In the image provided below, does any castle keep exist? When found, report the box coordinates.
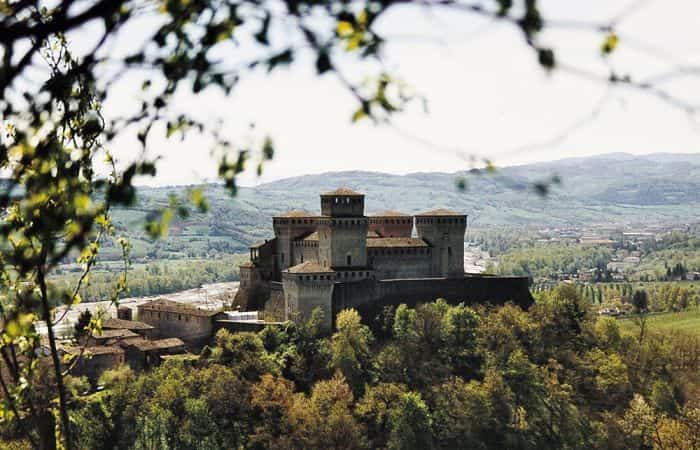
[236,188,532,329]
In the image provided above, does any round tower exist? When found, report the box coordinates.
[415,209,467,278]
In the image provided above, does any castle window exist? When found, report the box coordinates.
[448,247,452,256]
[346,255,352,266]
[178,314,182,321]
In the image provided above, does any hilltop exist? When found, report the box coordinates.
[103,152,700,261]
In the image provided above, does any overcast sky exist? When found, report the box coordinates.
[94,0,700,186]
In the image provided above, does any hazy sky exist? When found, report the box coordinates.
[94,1,700,186]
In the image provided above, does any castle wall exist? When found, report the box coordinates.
[368,247,432,279]
[283,273,335,330]
[273,218,318,273]
[368,217,412,237]
[321,195,364,217]
[293,240,319,265]
[415,216,466,277]
[137,306,215,346]
[330,275,534,328]
[318,218,368,269]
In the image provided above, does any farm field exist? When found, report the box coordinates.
[619,309,700,336]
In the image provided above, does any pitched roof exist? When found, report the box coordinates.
[91,329,140,340]
[274,210,316,218]
[321,187,363,196]
[61,345,124,356]
[366,230,381,238]
[127,337,185,352]
[303,231,319,241]
[102,318,154,331]
[371,210,410,217]
[84,346,125,356]
[286,261,335,274]
[138,298,220,317]
[415,208,464,216]
[366,237,429,248]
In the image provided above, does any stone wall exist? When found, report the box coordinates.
[368,247,432,279]
[283,273,335,329]
[137,308,214,346]
[264,282,286,321]
[319,218,368,268]
[293,240,319,265]
[330,274,533,328]
[368,217,412,237]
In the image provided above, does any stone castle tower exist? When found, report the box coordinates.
[318,188,368,269]
[415,209,467,278]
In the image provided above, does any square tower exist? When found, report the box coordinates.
[318,188,368,269]
[415,209,467,278]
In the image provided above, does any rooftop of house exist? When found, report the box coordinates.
[286,261,335,274]
[274,210,316,218]
[303,231,319,241]
[91,329,140,340]
[61,345,124,356]
[102,318,155,331]
[321,187,363,196]
[370,210,410,217]
[138,298,221,317]
[126,337,186,352]
[415,208,464,217]
[366,237,429,248]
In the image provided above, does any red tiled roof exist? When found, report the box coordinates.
[128,337,185,351]
[321,187,363,196]
[274,210,316,218]
[303,231,319,241]
[366,237,429,248]
[91,329,140,340]
[286,261,335,273]
[415,208,464,216]
[102,318,154,331]
[371,210,410,217]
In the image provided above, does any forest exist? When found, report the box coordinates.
[49,255,246,303]
[3,285,698,449]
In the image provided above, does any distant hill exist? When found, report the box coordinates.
[102,152,700,261]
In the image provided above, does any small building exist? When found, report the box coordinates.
[66,346,125,384]
[137,298,221,346]
[120,337,187,371]
[85,328,141,347]
[102,317,157,339]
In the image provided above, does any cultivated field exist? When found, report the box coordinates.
[619,309,700,337]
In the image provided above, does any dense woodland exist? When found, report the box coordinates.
[3,285,698,449]
[50,255,245,303]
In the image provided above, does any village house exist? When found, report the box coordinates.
[136,298,221,346]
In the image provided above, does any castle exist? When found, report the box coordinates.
[236,188,532,329]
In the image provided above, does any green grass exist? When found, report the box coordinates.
[619,309,700,336]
